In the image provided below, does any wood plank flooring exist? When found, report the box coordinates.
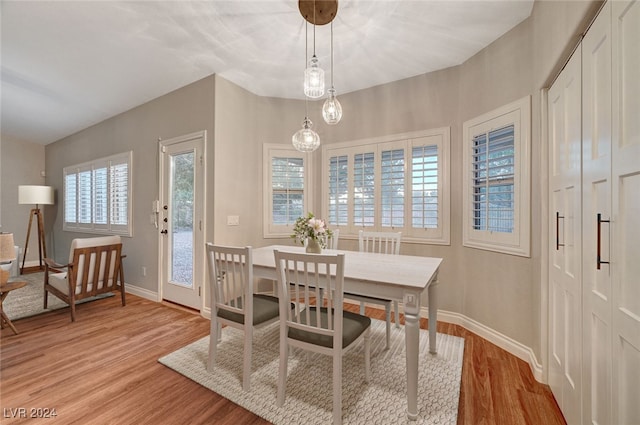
[0,294,565,424]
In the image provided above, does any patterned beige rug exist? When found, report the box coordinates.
[159,318,464,424]
[3,272,113,320]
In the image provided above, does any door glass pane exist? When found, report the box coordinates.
[170,151,194,287]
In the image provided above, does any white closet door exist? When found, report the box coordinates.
[611,1,640,424]
[548,46,583,425]
[582,3,613,424]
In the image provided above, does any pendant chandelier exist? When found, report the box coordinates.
[293,0,342,153]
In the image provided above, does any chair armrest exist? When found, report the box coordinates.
[44,258,68,273]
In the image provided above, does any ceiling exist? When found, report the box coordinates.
[1,1,533,145]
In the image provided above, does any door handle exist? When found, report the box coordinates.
[597,213,610,270]
[556,212,565,250]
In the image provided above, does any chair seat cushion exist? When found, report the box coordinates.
[288,307,371,349]
[217,294,280,325]
[48,272,102,295]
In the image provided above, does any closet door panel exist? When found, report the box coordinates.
[548,46,582,425]
[582,3,613,424]
[612,1,640,424]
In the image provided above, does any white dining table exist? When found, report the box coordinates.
[251,245,443,421]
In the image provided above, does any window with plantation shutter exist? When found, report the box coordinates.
[328,155,348,226]
[411,144,438,229]
[271,157,304,225]
[472,125,515,233]
[64,173,77,224]
[63,151,132,236]
[110,160,129,229]
[94,166,108,225]
[462,96,530,257]
[263,144,311,238]
[322,128,450,245]
[381,148,405,228]
[353,152,375,227]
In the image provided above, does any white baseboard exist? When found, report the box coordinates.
[434,309,545,383]
[125,284,159,302]
[138,296,545,383]
[348,299,545,383]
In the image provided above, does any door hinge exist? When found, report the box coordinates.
[199,287,201,297]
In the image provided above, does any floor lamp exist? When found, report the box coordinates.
[18,185,55,274]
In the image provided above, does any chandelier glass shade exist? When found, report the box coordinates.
[322,21,342,125]
[322,87,342,125]
[292,117,320,152]
[304,55,325,98]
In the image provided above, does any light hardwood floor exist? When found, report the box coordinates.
[0,294,565,424]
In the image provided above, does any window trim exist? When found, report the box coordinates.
[63,151,133,237]
[462,96,531,257]
[263,144,313,238]
[321,128,451,245]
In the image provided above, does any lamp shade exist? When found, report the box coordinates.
[0,233,16,263]
[18,185,55,205]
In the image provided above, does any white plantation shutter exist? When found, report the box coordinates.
[322,128,450,244]
[94,165,108,226]
[462,95,530,257]
[64,172,77,224]
[380,148,404,228]
[263,144,311,238]
[110,160,129,228]
[328,155,348,226]
[411,144,438,229]
[271,157,304,225]
[63,151,132,236]
[353,152,375,227]
[471,125,515,233]
[78,167,92,226]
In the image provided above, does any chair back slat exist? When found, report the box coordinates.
[358,230,402,255]
[274,250,344,345]
[206,244,253,320]
[70,243,122,296]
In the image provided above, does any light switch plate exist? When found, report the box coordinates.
[227,215,240,226]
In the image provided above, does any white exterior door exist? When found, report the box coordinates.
[548,46,582,425]
[611,1,640,423]
[582,3,613,423]
[159,131,205,310]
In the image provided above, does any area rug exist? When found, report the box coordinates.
[3,272,113,320]
[159,318,464,424]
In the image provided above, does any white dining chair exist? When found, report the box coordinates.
[274,249,371,425]
[206,243,281,391]
[325,228,340,250]
[343,230,402,349]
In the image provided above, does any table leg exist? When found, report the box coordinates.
[428,282,438,354]
[403,291,421,421]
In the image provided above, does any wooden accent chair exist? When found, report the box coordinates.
[274,250,371,425]
[44,235,125,322]
[206,243,281,391]
[343,230,402,349]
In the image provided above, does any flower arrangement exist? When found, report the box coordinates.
[291,212,333,249]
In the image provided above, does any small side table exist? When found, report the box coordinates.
[0,280,28,335]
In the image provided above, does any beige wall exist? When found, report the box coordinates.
[45,75,215,292]
[0,135,48,264]
[39,1,603,365]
